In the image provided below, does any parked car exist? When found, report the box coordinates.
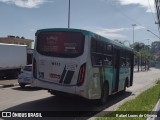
[18,65,32,88]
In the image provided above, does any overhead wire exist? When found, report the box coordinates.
[106,0,157,32]
[147,0,157,23]
[147,0,160,37]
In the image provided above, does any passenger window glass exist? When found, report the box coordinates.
[91,39,97,52]
[104,44,113,55]
[126,58,130,67]
[97,42,104,53]
[91,53,103,66]
[126,52,131,67]
[103,55,113,66]
[120,58,126,67]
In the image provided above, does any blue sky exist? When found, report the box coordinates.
[0,0,159,48]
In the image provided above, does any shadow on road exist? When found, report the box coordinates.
[4,91,132,119]
[12,86,42,91]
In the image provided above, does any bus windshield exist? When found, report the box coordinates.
[37,32,85,57]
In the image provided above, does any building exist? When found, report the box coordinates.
[155,0,160,29]
[0,35,33,49]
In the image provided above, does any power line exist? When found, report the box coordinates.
[106,1,157,32]
[147,0,160,37]
[147,0,157,23]
[107,1,142,25]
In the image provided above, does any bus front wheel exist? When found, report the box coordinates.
[121,80,127,94]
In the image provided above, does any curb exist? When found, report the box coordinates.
[88,83,157,120]
[147,99,160,120]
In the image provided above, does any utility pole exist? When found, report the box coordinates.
[68,0,70,28]
[132,24,136,46]
[146,39,150,46]
[132,24,137,71]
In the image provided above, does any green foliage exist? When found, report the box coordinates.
[155,52,160,61]
[131,42,151,60]
[130,42,151,71]
[114,39,124,44]
[97,84,160,120]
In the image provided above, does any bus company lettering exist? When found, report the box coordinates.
[50,73,61,79]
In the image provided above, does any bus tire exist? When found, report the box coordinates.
[121,79,127,94]
[49,90,64,97]
[19,83,26,88]
[99,83,109,105]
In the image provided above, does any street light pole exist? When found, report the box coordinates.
[132,24,136,46]
[147,30,160,39]
[68,0,70,28]
[146,39,150,45]
[132,24,136,70]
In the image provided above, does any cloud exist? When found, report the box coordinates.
[0,0,50,8]
[117,0,155,13]
[97,28,130,33]
[92,25,145,40]
[94,28,128,40]
[134,25,146,30]
[30,29,36,32]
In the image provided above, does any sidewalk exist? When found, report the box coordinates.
[0,79,19,88]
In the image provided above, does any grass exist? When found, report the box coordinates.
[97,80,160,120]
[156,78,160,84]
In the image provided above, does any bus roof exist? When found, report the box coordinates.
[36,28,133,52]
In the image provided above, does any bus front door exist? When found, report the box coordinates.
[112,48,120,92]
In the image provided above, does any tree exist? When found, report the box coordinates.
[114,39,124,44]
[130,42,144,71]
[140,45,151,70]
[130,42,151,71]
[156,52,160,61]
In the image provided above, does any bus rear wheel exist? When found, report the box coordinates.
[99,83,109,105]
[48,90,64,97]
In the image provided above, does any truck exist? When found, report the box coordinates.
[0,43,27,78]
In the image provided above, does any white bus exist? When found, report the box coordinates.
[32,28,134,104]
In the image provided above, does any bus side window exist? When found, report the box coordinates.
[120,50,126,67]
[103,55,113,66]
[104,44,112,54]
[91,54,97,65]
[120,58,126,67]
[126,52,131,67]
[91,39,97,52]
[126,58,130,67]
[91,54,103,66]
[97,41,104,53]
[103,44,113,66]
[91,38,103,66]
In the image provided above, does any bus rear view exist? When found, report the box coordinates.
[32,28,134,105]
[32,28,88,98]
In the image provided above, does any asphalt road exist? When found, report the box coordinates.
[0,68,160,119]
